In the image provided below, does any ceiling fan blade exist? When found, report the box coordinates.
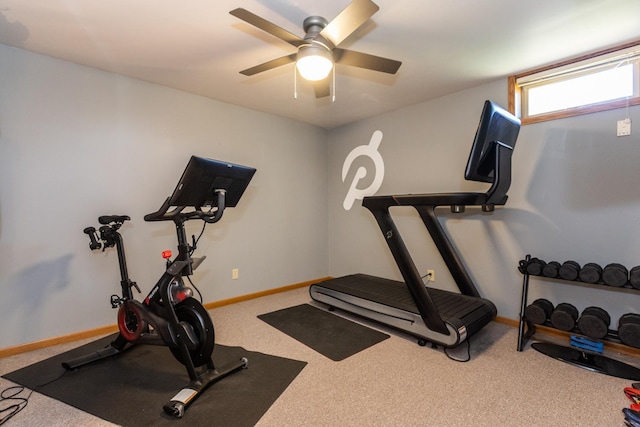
[230,8,305,48]
[334,48,401,74]
[319,0,379,48]
[313,77,331,98]
[239,54,297,76]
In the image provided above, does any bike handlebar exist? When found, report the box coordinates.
[144,190,227,224]
[83,227,102,250]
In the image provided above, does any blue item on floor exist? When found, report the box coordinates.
[570,335,604,353]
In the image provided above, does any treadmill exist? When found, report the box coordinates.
[310,100,521,348]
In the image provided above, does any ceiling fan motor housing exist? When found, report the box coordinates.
[303,16,329,39]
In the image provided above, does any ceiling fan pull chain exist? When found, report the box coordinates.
[332,66,336,103]
[294,67,298,99]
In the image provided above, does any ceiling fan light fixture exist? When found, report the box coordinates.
[296,44,333,81]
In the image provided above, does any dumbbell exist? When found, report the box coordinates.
[524,298,554,324]
[578,263,602,284]
[577,306,610,339]
[542,261,561,278]
[619,313,640,348]
[602,263,628,287]
[550,303,579,331]
[526,258,546,276]
[518,259,527,274]
[630,266,640,290]
[558,261,580,281]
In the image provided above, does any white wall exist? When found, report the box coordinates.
[328,78,640,326]
[0,45,328,348]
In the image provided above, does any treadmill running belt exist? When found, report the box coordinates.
[318,274,485,316]
[312,274,496,338]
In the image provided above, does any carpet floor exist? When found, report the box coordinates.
[1,286,636,426]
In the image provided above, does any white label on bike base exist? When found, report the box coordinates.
[171,387,198,404]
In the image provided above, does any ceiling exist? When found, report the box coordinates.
[1,1,639,129]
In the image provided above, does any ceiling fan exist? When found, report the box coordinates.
[229,0,402,98]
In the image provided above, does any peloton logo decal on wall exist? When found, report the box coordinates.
[342,130,385,210]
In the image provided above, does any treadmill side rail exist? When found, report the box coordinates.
[414,205,480,298]
[309,274,496,348]
[365,204,450,335]
[310,284,467,347]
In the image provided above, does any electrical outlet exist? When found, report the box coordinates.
[427,269,435,282]
[617,118,631,136]
[232,268,239,280]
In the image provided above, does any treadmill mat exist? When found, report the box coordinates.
[258,303,389,361]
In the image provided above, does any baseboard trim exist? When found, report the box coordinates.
[4,284,639,360]
[494,315,518,328]
[0,277,329,359]
[0,325,120,359]
[203,277,330,310]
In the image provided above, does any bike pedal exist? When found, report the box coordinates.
[110,295,124,308]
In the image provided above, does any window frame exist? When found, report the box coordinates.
[509,40,640,125]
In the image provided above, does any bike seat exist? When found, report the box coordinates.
[98,215,131,225]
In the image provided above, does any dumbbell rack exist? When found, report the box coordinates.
[517,254,640,380]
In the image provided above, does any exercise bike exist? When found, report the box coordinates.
[62,156,257,418]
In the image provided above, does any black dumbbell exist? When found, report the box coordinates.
[524,298,554,324]
[550,303,579,331]
[542,261,561,278]
[630,266,640,290]
[577,306,610,339]
[578,263,602,284]
[526,258,546,276]
[518,260,526,274]
[619,313,640,348]
[558,261,580,281]
[629,265,640,289]
[602,263,628,287]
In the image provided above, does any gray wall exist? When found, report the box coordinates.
[3,42,640,349]
[0,45,328,348]
[328,78,640,325]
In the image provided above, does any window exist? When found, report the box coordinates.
[509,40,640,124]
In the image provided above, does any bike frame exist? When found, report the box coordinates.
[101,214,210,381]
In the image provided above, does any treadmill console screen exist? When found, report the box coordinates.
[464,100,520,184]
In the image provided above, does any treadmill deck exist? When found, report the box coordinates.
[310,274,496,347]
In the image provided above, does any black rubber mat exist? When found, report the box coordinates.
[3,335,306,426]
[258,303,390,361]
[531,342,640,380]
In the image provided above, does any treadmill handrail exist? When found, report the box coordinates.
[365,205,451,335]
[359,139,515,335]
[363,139,514,210]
